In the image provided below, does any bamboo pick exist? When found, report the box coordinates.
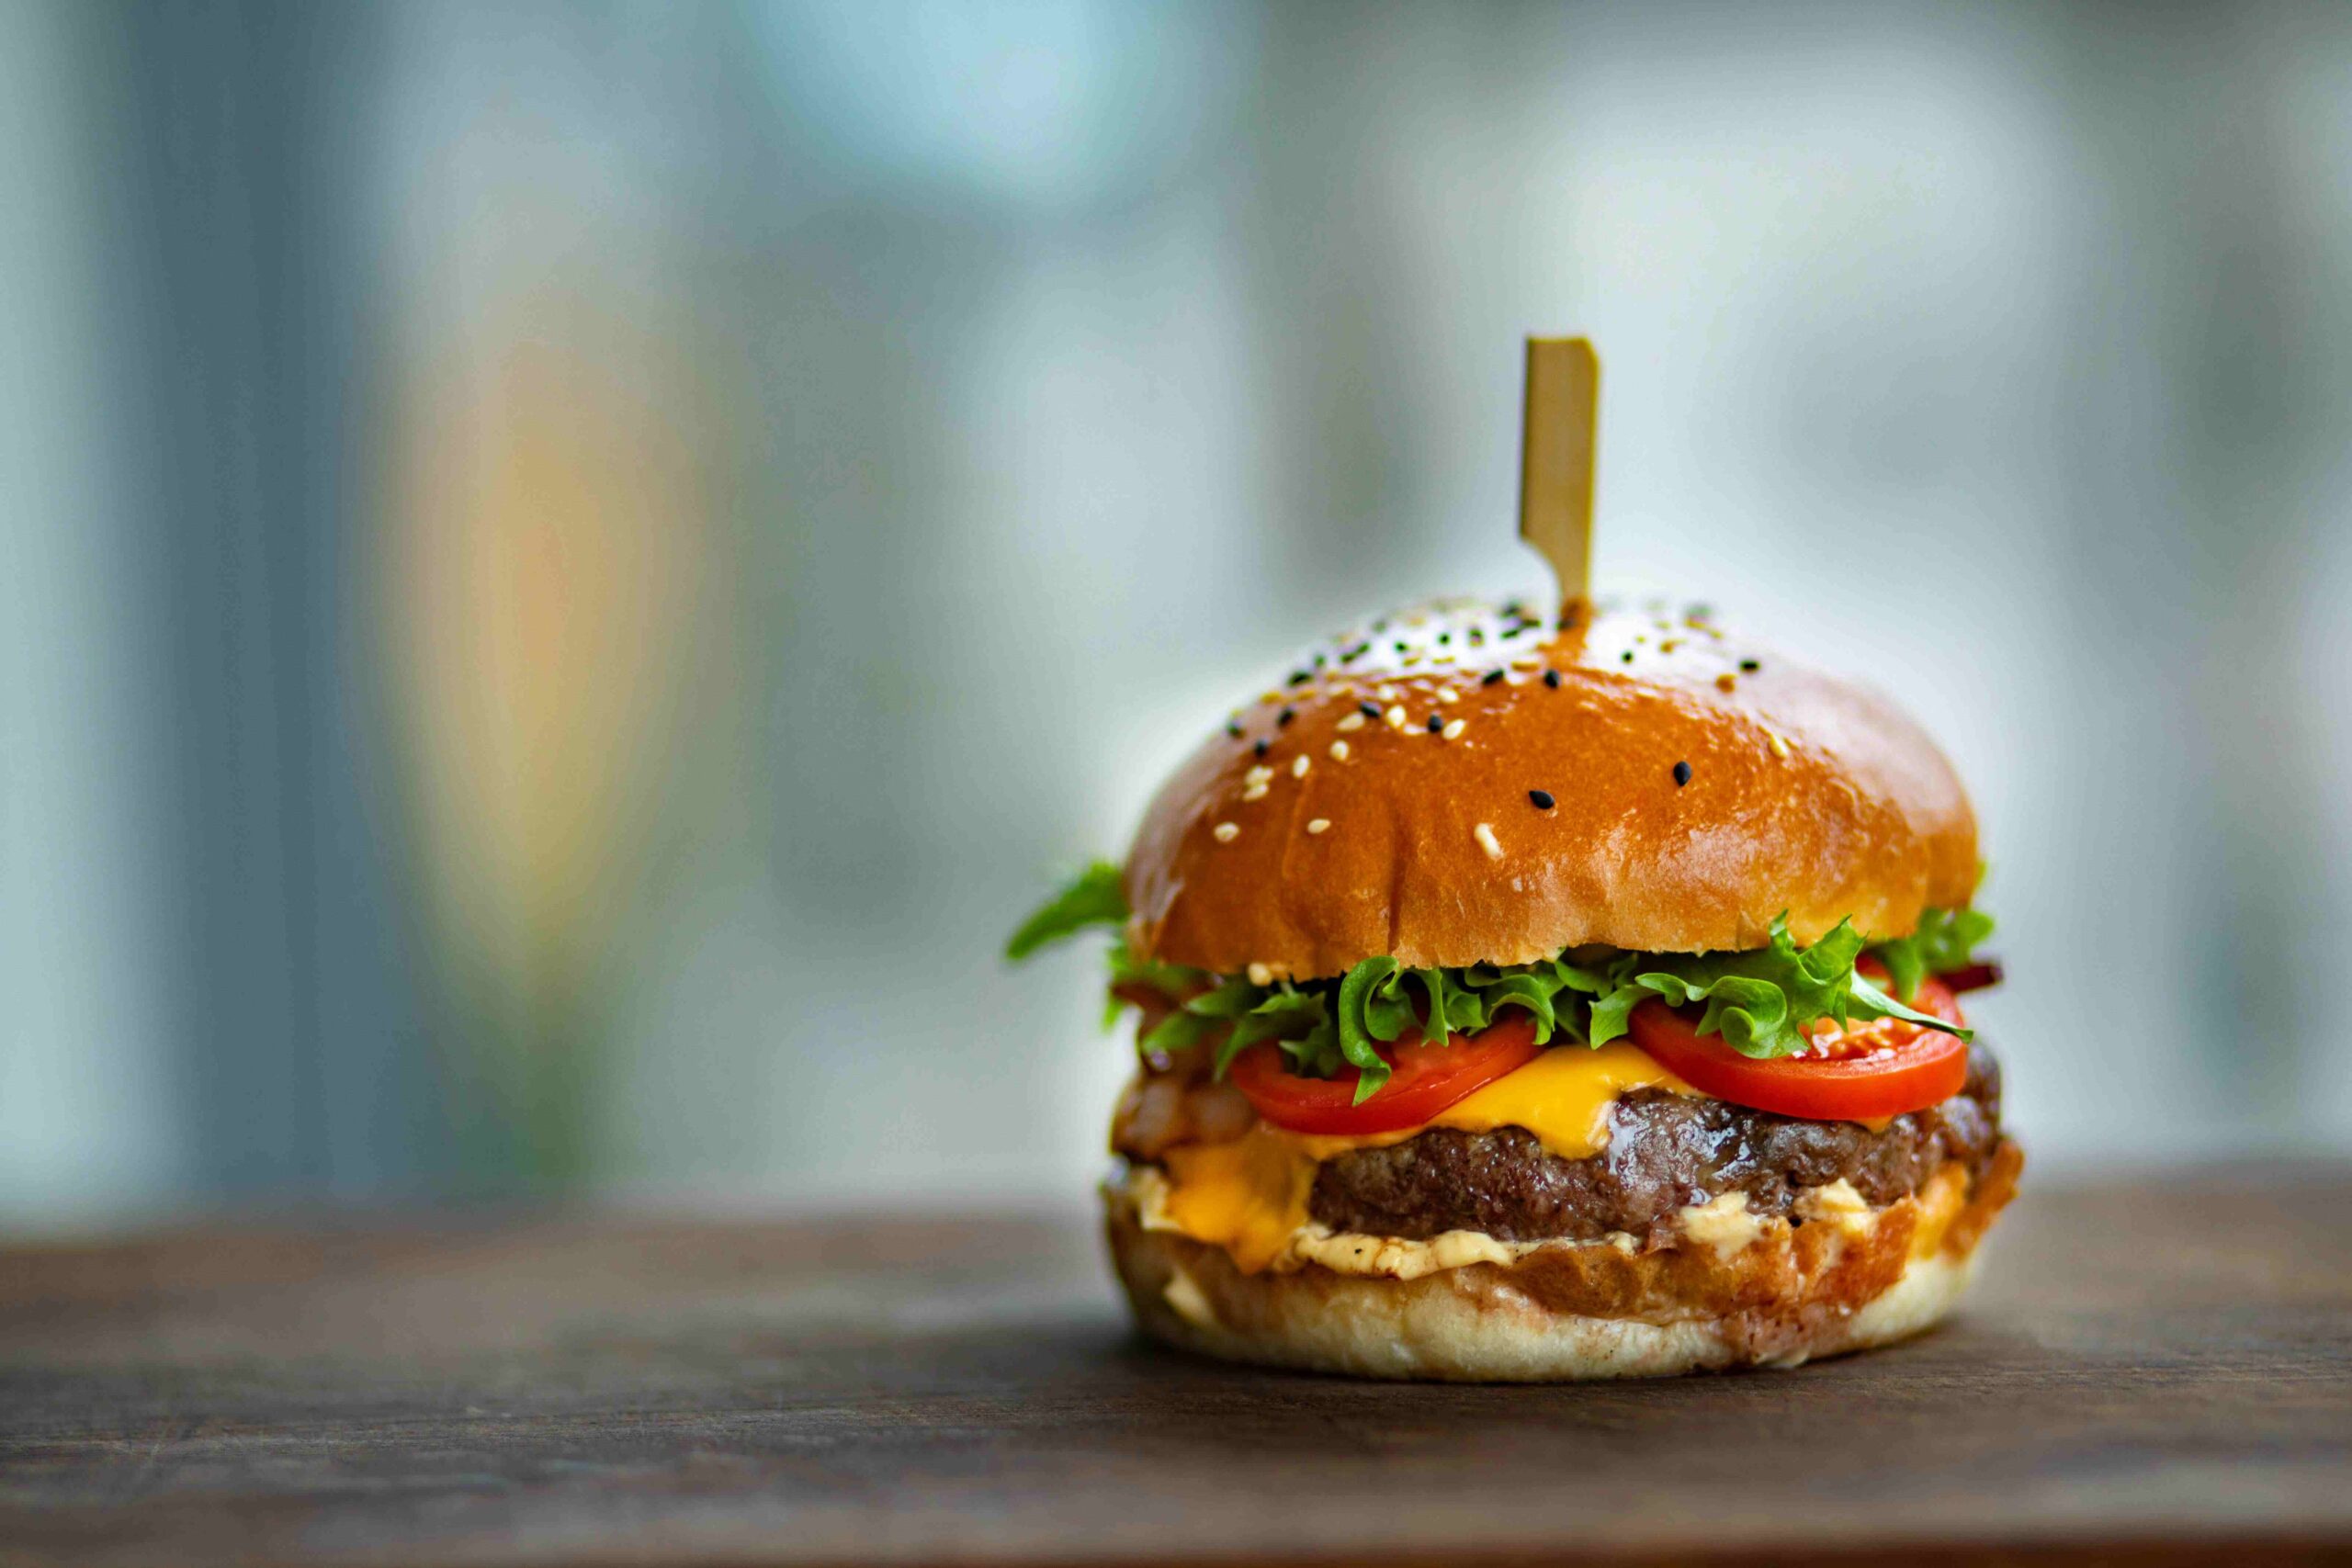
[1519,337,1600,615]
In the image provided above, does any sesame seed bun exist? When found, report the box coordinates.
[1103,1141,2021,1382]
[1123,600,1978,980]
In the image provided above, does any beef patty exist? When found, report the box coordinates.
[1309,1043,2004,1246]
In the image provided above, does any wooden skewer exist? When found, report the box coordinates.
[1519,336,1600,615]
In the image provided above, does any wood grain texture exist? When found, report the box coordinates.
[1,1164,2346,1567]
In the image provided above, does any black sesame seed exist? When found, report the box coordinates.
[1437,632,1452,646]
[1286,670,1312,687]
[1467,628,1486,645]
[1621,650,1634,664]
[1393,640,1408,654]
[1227,722,1243,739]
[1427,714,1443,732]
[1341,642,1368,662]
[1739,659,1760,673]
[1481,669,1507,686]
[1500,624,1523,638]
[1543,669,1561,689]
[1359,701,1381,717]
[1254,739,1271,758]
[1277,707,1295,728]
[1529,789,1555,810]
[1673,761,1692,787]
[1311,652,1327,670]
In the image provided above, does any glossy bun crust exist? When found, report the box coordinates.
[1124,601,1977,979]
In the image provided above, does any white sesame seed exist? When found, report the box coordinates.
[1291,754,1310,778]
[1244,764,1274,786]
[1376,684,1399,702]
[1442,719,1465,740]
[1768,730,1791,760]
[1241,784,1268,801]
[1329,740,1351,761]
[1261,691,1283,705]
[1435,687,1460,704]
[1475,823,1503,860]
[1385,705,1407,729]
[1510,656,1542,671]
[1306,818,1330,835]
[1213,822,1239,842]
[1337,712,1366,732]
[1247,963,1273,987]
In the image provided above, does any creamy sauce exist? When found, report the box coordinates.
[1122,1159,1953,1283]
[1675,1190,1766,1262]
[1127,1164,1642,1280]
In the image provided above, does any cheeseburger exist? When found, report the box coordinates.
[1011,596,2018,1381]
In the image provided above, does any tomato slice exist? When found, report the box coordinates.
[1627,967,1970,1121]
[1226,1015,1546,1135]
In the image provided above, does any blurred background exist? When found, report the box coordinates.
[5,0,2350,1231]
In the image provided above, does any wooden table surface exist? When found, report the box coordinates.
[2,1162,2347,1567]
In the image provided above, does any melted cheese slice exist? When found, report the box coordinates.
[1158,1043,1689,1273]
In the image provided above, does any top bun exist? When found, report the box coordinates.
[1123,599,1977,980]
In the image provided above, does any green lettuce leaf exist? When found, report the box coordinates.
[1869,906,1996,1001]
[1012,863,1216,1032]
[1335,958,1415,1101]
[1010,862,1992,1091]
[1476,970,1566,1043]
[1139,1008,1219,1055]
[1216,989,1328,1077]
[1587,914,1965,1058]
[1004,862,1128,960]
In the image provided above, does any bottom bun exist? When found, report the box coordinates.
[1105,1141,2020,1382]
